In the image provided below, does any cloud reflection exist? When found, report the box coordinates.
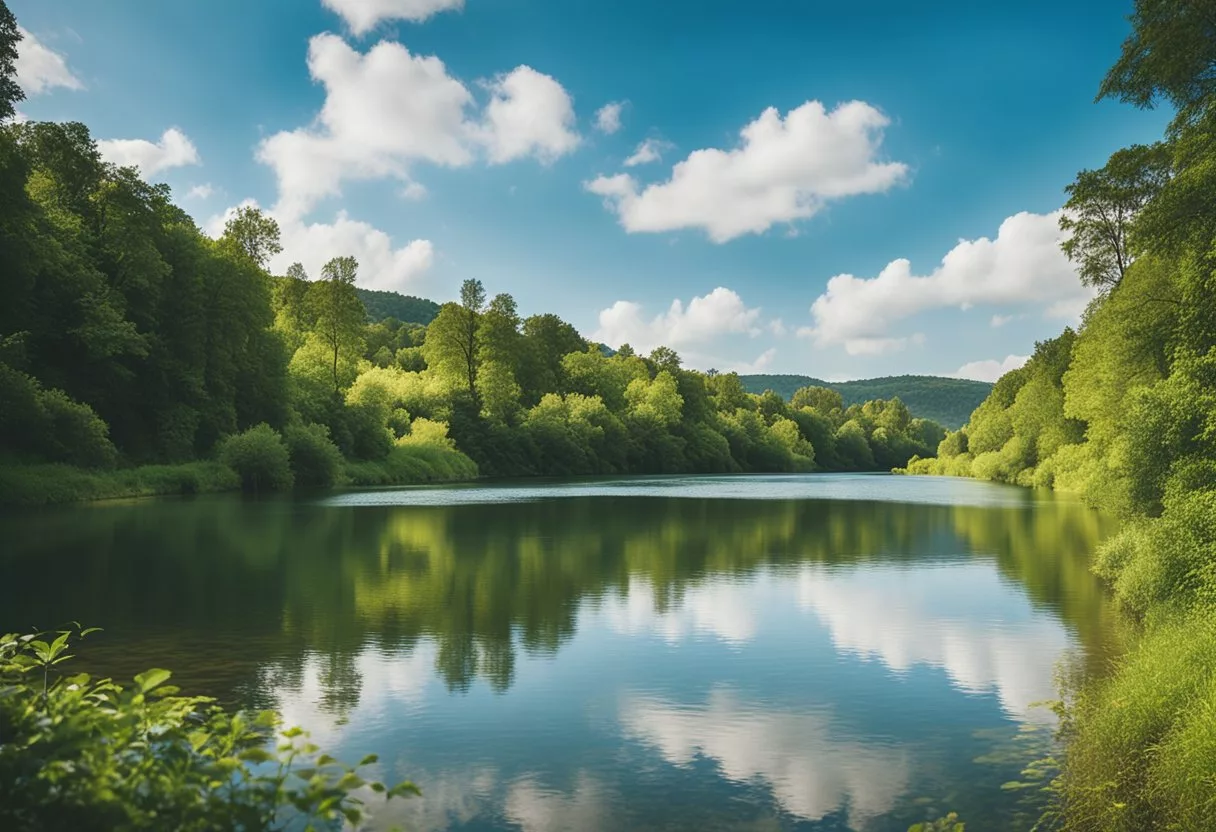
[796,562,1071,722]
[620,687,910,824]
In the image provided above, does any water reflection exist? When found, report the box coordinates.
[621,688,911,826]
[0,476,1124,830]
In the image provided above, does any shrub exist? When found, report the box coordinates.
[217,424,294,492]
[0,626,419,831]
[283,422,345,488]
[0,365,117,468]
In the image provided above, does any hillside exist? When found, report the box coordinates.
[740,374,992,429]
[356,288,440,324]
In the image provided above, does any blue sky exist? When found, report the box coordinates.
[11,0,1169,381]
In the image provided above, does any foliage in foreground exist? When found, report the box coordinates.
[0,626,418,831]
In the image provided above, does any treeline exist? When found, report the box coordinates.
[904,2,1216,827]
[739,374,993,429]
[0,29,943,503]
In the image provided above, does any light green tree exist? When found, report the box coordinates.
[307,256,365,394]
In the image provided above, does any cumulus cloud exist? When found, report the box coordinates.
[990,314,1014,327]
[796,330,925,357]
[320,0,464,35]
[258,35,578,218]
[623,137,672,167]
[620,688,911,824]
[954,354,1029,383]
[594,101,625,134]
[257,34,473,218]
[585,100,908,242]
[805,210,1098,354]
[15,27,83,95]
[592,287,764,354]
[97,128,201,176]
[186,183,215,200]
[730,348,777,374]
[206,200,434,293]
[476,66,580,164]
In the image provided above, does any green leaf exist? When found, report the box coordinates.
[359,753,379,767]
[238,748,274,764]
[80,627,103,636]
[134,668,172,693]
[388,781,422,799]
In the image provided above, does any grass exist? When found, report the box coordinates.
[0,462,241,507]
[1054,609,1216,831]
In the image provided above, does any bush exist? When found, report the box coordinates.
[0,365,118,468]
[0,626,419,831]
[217,424,294,492]
[283,422,344,488]
[345,441,478,486]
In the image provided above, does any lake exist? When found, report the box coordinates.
[0,473,1126,831]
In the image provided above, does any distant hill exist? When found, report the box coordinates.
[356,288,440,325]
[740,373,992,429]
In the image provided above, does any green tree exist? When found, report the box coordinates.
[1098,0,1216,128]
[1059,143,1172,288]
[221,205,282,270]
[0,0,22,122]
[791,385,845,415]
[307,256,365,394]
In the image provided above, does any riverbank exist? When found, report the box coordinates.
[0,444,481,508]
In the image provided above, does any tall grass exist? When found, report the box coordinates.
[1054,610,1216,831]
[0,462,240,507]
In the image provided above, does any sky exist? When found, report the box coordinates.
[10,0,1170,382]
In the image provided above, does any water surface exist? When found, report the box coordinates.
[0,474,1124,831]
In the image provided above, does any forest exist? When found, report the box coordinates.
[902,1,1216,827]
[0,28,945,506]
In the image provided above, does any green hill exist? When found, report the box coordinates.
[356,288,440,324]
[740,373,992,429]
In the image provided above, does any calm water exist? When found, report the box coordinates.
[0,474,1125,831]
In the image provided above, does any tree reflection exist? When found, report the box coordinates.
[0,487,1123,707]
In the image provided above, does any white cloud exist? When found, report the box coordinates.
[592,287,763,353]
[186,183,215,200]
[206,200,434,292]
[768,319,787,337]
[795,331,926,357]
[594,101,625,134]
[257,34,473,218]
[954,354,1029,383]
[990,314,1014,328]
[805,211,1098,353]
[477,66,580,165]
[320,0,464,35]
[400,181,428,200]
[15,27,83,95]
[97,128,201,176]
[620,688,911,824]
[585,100,908,243]
[730,348,777,374]
[622,137,672,167]
[258,35,578,218]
